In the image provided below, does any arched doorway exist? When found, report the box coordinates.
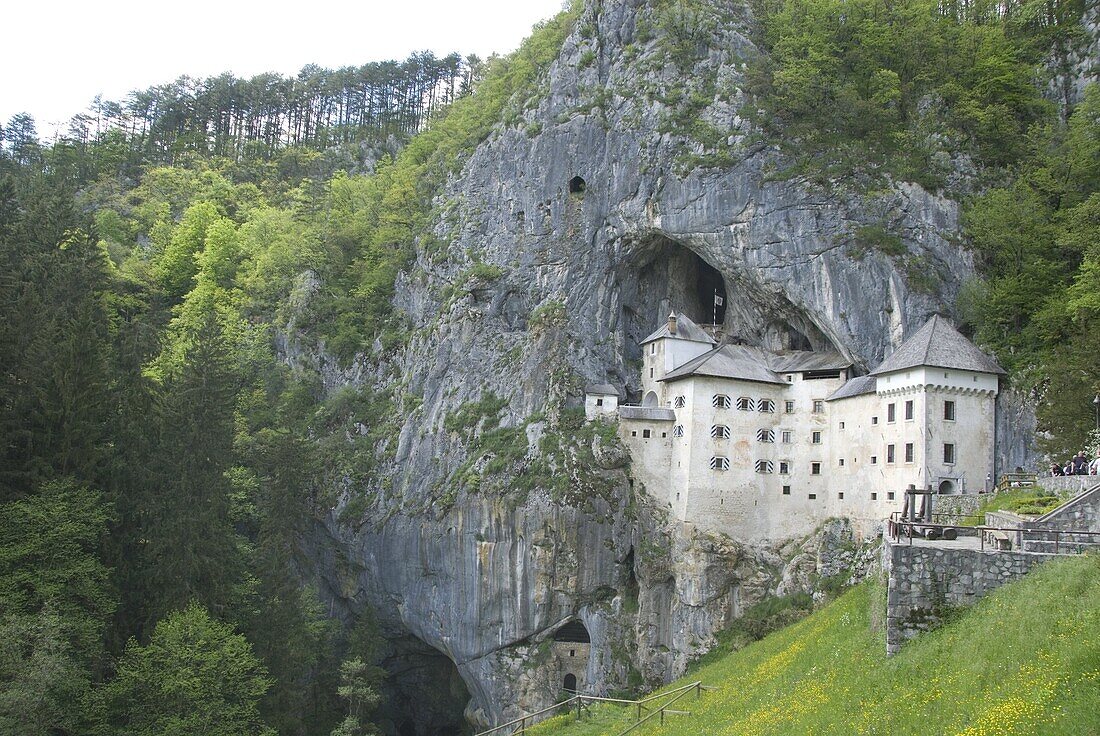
[563,673,577,692]
[643,391,659,407]
[938,479,956,495]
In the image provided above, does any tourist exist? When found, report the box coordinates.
[1051,463,1065,477]
[1091,453,1100,475]
[1073,453,1089,475]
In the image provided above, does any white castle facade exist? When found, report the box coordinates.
[588,312,1005,543]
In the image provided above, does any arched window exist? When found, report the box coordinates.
[563,673,577,692]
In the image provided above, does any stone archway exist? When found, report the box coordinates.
[563,673,577,692]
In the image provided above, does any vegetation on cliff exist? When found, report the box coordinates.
[528,555,1100,735]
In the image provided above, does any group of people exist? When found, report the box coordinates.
[1050,452,1100,476]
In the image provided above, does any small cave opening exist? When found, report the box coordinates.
[376,637,473,736]
[617,234,727,367]
[563,673,577,692]
[568,175,587,194]
[552,620,592,643]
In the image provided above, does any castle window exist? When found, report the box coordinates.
[781,430,793,444]
[650,368,654,378]
[736,396,754,411]
[887,491,896,501]
[755,460,774,474]
[887,444,896,463]
[710,456,730,471]
[758,399,775,413]
[887,403,896,423]
[871,455,878,465]
[811,431,822,444]
[944,443,956,464]
[944,400,955,421]
[651,344,656,354]
[596,398,604,406]
[757,429,775,443]
[811,462,821,475]
[642,429,651,438]
[905,400,914,420]
[905,442,914,463]
[674,395,686,408]
[711,424,730,439]
[839,458,845,467]
[782,485,791,495]
[813,400,824,413]
[871,492,878,500]
[673,424,684,437]
[871,416,878,425]
[809,493,817,499]
[785,400,795,414]
[839,421,845,429]
[779,460,790,474]
[838,492,845,499]
[713,394,731,409]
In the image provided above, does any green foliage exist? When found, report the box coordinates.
[529,555,1100,736]
[962,85,1100,457]
[96,602,275,736]
[746,0,1062,183]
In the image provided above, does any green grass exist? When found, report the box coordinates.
[967,487,1069,522]
[529,555,1100,735]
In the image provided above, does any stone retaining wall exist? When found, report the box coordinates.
[883,540,1059,655]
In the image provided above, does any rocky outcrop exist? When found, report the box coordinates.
[290,0,1038,729]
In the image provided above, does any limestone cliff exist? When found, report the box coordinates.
[289,0,1047,730]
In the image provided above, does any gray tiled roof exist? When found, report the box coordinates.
[827,374,877,401]
[659,345,788,385]
[585,383,619,396]
[870,315,1006,376]
[767,351,852,373]
[659,344,852,386]
[641,313,717,346]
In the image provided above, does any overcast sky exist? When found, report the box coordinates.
[1,0,569,136]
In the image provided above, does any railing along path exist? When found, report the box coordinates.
[887,515,1100,554]
[474,680,714,736]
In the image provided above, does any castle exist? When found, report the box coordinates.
[589,312,1005,543]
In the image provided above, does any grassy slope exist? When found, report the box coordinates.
[530,556,1100,736]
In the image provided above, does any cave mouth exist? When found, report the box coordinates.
[377,637,473,736]
[617,234,727,367]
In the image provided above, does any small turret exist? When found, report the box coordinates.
[668,313,678,335]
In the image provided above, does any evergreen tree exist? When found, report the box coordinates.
[95,602,274,736]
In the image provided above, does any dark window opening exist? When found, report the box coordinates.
[872,492,878,500]
[568,176,586,194]
[782,485,791,495]
[809,493,817,499]
[564,673,577,692]
[804,370,841,380]
[887,491,895,500]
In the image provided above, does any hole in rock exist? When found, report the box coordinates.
[553,619,591,643]
[617,235,728,366]
[377,636,472,736]
[568,175,587,194]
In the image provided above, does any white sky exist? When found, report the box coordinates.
[1,0,569,137]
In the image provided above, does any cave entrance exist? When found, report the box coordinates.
[617,234,727,366]
[378,637,472,736]
[563,673,577,692]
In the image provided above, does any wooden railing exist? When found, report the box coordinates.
[473,681,713,736]
[994,472,1038,492]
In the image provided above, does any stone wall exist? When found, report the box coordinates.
[1038,476,1099,498]
[883,539,1059,655]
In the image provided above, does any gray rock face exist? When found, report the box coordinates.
[293,0,1042,728]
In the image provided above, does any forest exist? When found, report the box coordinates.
[0,0,1096,734]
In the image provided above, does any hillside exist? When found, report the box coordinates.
[529,555,1100,736]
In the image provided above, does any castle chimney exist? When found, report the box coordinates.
[668,313,678,335]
